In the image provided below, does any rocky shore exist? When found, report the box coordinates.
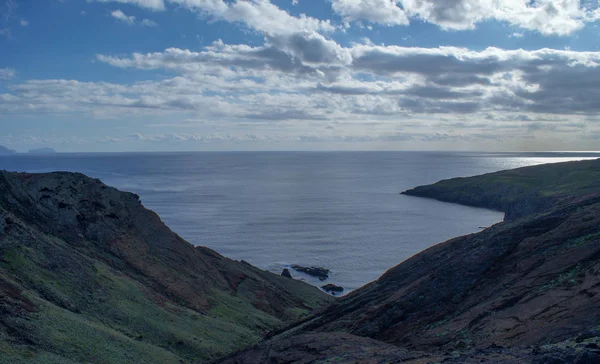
[291,265,330,281]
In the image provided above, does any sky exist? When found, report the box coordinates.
[1,0,600,152]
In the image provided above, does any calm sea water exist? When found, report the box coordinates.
[1,151,598,293]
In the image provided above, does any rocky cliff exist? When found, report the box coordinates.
[222,159,600,363]
[0,171,333,363]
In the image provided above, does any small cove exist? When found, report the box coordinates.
[1,151,597,294]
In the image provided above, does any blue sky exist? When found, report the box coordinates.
[1,0,600,152]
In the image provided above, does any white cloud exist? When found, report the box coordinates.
[3,69,599,149]
[94,43,600,117]
[6,0,600,148]
[140,18,158,26]
[332,0,409,26]
[172,0,335,35]
[111,9,135,24]
[96,0,165,11]
[0,67,15,80]
[96,35,350,80]
[110,9,158,26]
[99,0,335,35]
[331,0,600,36]
[0,0,16,38]
[19,18,27,26]
[97,0,599,36]
[1,0,16,22]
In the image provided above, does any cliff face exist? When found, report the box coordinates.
[223,159,600,363]
[0,171,333,363]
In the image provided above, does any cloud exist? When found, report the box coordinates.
[140,18,157,26]
[0,0,16,37]
[96,0,165,11]
[330,0,600,36]
[111,9,135,24]
[19,18,27,26]
[95,0,598,39]
[99,0,334,35]
[97,136,121,143]
[128,132,259,143]
[4,0,600,151]
[175,0,335,35]
[0,67,15,80]
[269,31,351,66]
[332,0,409,26]
[5,13,600,148]
[94,43,600,117]
[96,36,348,79]
[110,9,158,26]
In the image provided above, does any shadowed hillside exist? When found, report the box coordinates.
[0,171,333,363]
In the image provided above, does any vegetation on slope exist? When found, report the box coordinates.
[0,171,333,363]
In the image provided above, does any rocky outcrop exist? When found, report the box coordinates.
[291,265,330,280]
[281,268,292,278]
[321,284,343,294]
[0,171,333,363]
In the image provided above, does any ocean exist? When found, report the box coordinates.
[1,151,598,294]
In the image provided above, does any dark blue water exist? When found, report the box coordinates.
[1,151,598,293]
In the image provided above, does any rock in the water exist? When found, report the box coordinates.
[321,284,343,295]
[291,265,330,280]
[281,268,292,279]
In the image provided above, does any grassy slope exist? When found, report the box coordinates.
[0,172,333,363]
[0,221,285,363]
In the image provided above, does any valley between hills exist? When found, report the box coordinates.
[2,159,600,363]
